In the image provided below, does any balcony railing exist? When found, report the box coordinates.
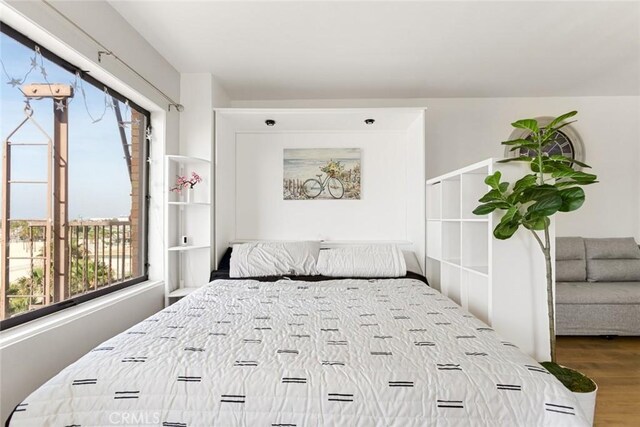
[3,219,133,318]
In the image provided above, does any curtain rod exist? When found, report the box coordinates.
[41,0,183,112]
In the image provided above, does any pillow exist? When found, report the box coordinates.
[584,238,640,260]
[556,237,586,261]
[555,237,587,282]
[316,245,407,278]
[230,241,320,278]
[556,260,587,282]
[587,259,640,282]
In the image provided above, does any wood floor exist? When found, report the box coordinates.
[556,336,640,426]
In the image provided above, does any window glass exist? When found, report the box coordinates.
[1,26,149,326]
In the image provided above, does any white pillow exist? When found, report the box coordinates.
[316,245,407,277]
[230,241,320,278]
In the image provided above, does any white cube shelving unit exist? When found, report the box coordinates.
[164,155,212,306]
[426,158,554,361]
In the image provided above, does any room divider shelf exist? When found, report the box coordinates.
[427,159,492,323]
[426,158,555,361]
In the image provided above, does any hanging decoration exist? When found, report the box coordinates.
[0,42,141,132]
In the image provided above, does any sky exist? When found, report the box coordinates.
[1,32,142,220]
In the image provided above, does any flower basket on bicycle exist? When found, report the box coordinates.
[302,160,345,199]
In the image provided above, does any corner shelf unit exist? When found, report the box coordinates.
[164,155,212,306]
[426,158,554,361]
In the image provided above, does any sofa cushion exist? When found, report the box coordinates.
[556,237,586,281]
[584,238,640,282]
[587,259,640,282]
[556,237,586,260]
[556,259,587,282]
[557,281,640,305]
[584,237,640,260]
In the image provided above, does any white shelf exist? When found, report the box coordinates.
[166,154,210,164]
[426,158,555,361]
[164,153,213,309]
[436,258,489,278]
[167,244,211,252]
[168,287,199,298]
[465,265,489,276]
[438,218,489,222]
[167,201,211,206]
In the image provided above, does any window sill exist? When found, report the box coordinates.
[0,280,163,349]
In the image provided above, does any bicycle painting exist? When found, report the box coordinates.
[283,148,361,200]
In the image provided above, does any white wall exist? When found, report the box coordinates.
[0,1,181,421]
[173,74,231,290]
[232,97,640,240]
[213,109,426,266]
[235,132,408,241]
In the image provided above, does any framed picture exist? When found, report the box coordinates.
[283,148,361,200]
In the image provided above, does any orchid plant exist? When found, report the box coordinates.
[170,171,202,193]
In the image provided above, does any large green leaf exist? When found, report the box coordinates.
[520,185,558,202]
[526,193,563,216]
[497,156,533,164]
[478,189,502,203]
[500,206,521,224]
[494,221,520,240]
[546,111,578,130]
[522,215,550,231]
[513,175,537,193]
[529,159,547,173]
[542,160,574,173]
[473,201,511,215]
[473,204,497,215]
[547,155,592,169]
[509,142,539,152]
[511,118,539,133]
[552,170,597,184]
[558,187,585,212]
[548,120,577,134]
[501,138,531,146]
[484,171,502,190]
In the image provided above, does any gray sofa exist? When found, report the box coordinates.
[556,237,640,336]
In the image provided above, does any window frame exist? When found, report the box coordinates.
[0,23,151,331]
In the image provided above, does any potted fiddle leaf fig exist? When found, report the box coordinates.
[473,111,598,423]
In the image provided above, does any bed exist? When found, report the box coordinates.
[7,247,588,426]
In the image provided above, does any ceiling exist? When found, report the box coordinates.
[109,1,640,100]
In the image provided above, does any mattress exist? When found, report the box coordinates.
[8,278,588,426]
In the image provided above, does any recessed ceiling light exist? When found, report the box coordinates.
[364,118,375,125]
[265,119,276,126]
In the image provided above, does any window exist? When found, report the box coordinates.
[0,24,150,329]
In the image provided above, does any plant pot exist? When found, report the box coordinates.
[572,384,597,426]
[184,188,194,203]
[541,362,597,425]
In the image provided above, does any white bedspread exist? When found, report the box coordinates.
[9,278,588,426]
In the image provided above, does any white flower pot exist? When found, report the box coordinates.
[573,385,597,426]
[185,188,194,203]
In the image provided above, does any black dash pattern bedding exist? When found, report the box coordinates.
[8,278,588,426]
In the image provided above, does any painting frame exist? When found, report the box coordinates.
[283,148,361,200]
